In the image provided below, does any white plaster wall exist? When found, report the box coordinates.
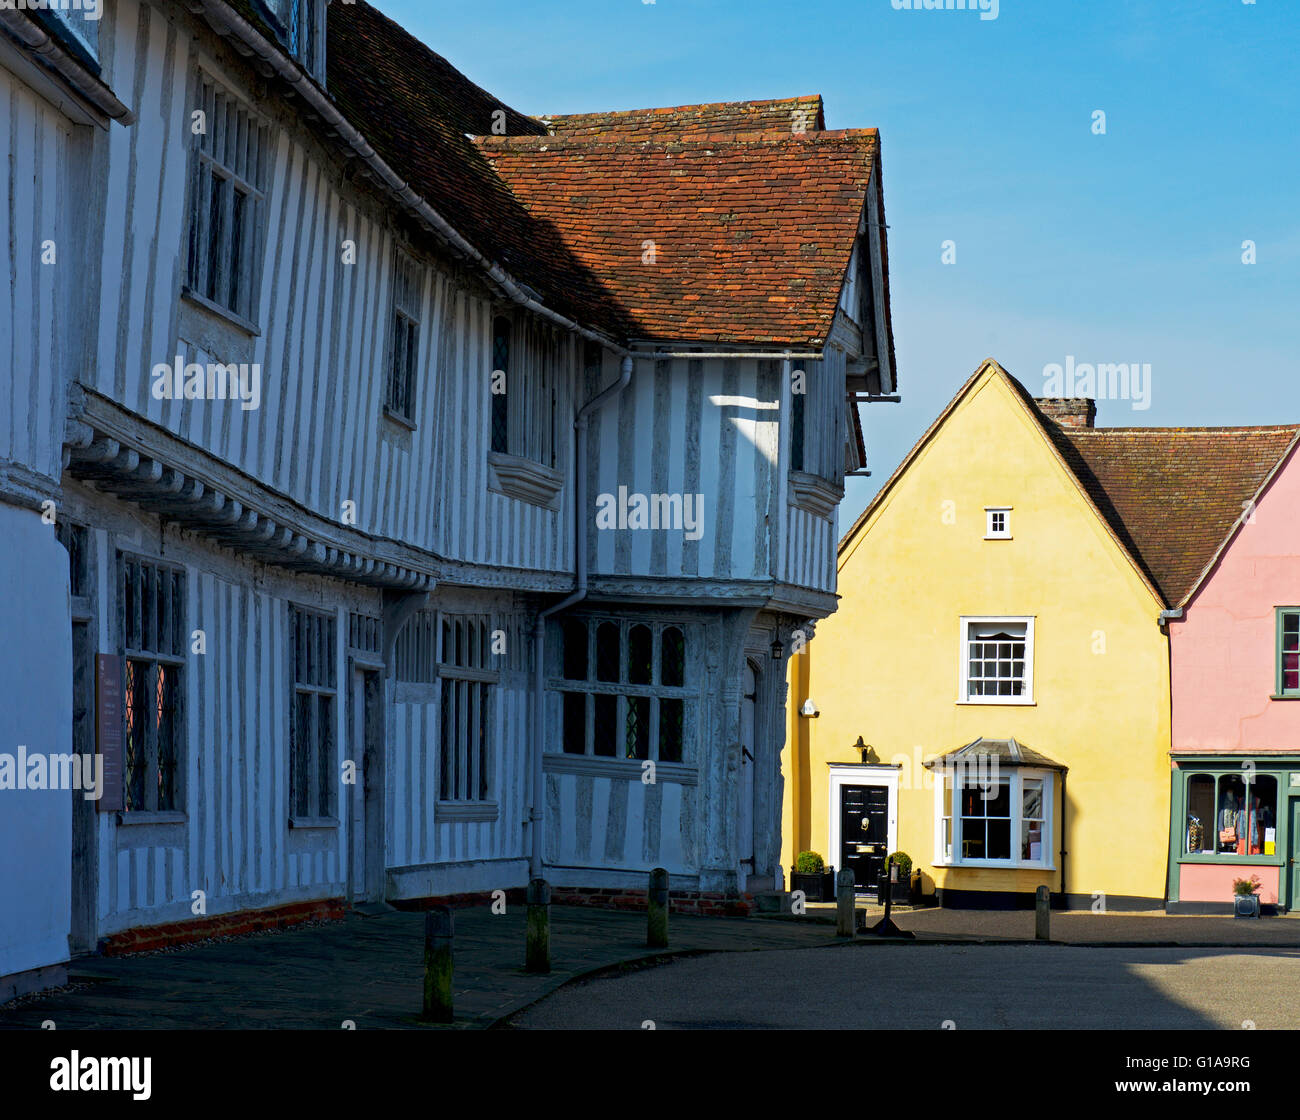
[0,504,72,983]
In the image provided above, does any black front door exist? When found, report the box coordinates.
[841,785,889,893]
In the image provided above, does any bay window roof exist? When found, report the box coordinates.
[925,737,1067,773]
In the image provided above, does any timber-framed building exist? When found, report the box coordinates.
[0,0,896,997]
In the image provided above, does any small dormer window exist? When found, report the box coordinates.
[259,0,325,79]
[985,507,1012,540]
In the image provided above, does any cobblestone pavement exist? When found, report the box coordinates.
[0,906,838,1030]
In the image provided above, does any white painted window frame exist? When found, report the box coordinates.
[957,615,1035,705]
[932,766,1055,870]
[984,506,1012,540]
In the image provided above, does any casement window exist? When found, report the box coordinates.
[984,507,1012,539]
[1182,771,1279,858]
[959,616,1034,704]
[119,556,186,813]
[290,606,337,821]
[557,618,692,763]
[385,249,424,424]
[935,768,1053,868]
[1275,609,1300,698]
[790,380,807,472]
[438,615,498,802]
[185,77,270,327]
[788,361,844,484]
[393,609,437,685]
[489,315,557,468]
[36,6,100,66]
[257,0,324,76]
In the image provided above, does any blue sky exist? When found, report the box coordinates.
[373,0,1300,528]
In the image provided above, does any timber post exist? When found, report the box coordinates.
[1035,885,1051,941]
[525,877,551,973]
[422,906,454,1022]
[647,867,669,948]
[835,868,856,937]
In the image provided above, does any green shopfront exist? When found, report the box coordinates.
[1167,756,1300,913]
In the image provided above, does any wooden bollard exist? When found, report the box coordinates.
[647,867,669,948]
[422,906,453,1022]
[526,878,551,973]
[1035,885,1051,941]
[835,868,856,937]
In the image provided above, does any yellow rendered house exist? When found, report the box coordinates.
[781,360,1172,908]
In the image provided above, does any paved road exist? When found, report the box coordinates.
[509,944,1300,1030]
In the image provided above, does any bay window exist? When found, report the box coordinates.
[935,766,1053,868]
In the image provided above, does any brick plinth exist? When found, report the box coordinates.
[550,887,752,918]
[100,898,345,956]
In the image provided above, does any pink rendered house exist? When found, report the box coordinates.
[1161,428,1300,912]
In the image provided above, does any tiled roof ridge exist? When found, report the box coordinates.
[1066,423,1300,436]
[537,94,825,126]
[474,128,878,152]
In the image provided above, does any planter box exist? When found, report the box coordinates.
[791,870,838,902]
[790,872,824,902]
[1234,893,1261,919]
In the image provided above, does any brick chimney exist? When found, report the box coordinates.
[1035,397,1096,428]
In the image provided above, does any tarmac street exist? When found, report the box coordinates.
[509,944,1300,1031]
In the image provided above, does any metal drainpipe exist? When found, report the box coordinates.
[1059,771,1067,908]
[528,355,633,879]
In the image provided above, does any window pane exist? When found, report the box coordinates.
[1215,774,1247,854]
[1185,774,1214,854]
[478,682,490,800]
[230,187,246,314]
[156,665,177,812]
[1242,775,1277,855]
[124,659,147,811]
[628,625,652,685]
[1021,820,1044,862]
[491,317,510,453]
[658,698,683,762]
[318,694,334,817]
[625,696,649,760]
[661,627,685,687]
[562,619,588,681]
[986,778,1010,817]
[562,692,586,755]
[595,622,620,683]
[294,691,311,816]
[593,694,617,757]
[987,819,1011,860]
[960,819,985,859]
[1022,778,1043,821]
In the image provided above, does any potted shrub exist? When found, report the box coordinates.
[884,851,913,905]
[1233,874,1262,919]
[791,851,835,902]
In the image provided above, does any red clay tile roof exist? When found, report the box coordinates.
[216,2,890,355]
[537,96,827,138]
[325,2,617,330]
[473,129,881,345]
[1050,424,1299,607]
